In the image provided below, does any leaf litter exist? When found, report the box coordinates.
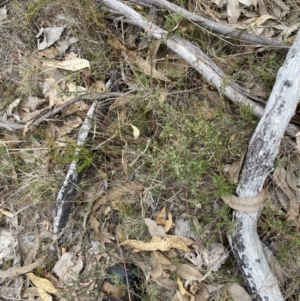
[0,0,300,300]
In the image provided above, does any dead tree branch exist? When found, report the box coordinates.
[99,0,300,299]
[227,31,300,301]
[99,0,299,137]
[136,0,289,49]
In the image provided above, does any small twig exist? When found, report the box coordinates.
[115,234,132,301]
[33,92,124,126]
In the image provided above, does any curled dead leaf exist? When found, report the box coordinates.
[156,206,167,225]
[120,235,189,252]
[221,189,268,212]
[177,277,195,301]
[26,273,57,294]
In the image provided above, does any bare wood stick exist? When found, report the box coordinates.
[53,100,98,233]
[0,259,43,279]
[33,92,124,126]
[136,0,289,49]
[99,0,298,136]
[228,31,300,300]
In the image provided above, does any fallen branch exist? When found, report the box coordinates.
[53,90,128,232]
[33,92,124,126]
[99,0,300,299]
[99,0,299,137]
[52,100,97,233]
[227,30,300,301]
[136,0,289,49]
[0,259,43,279]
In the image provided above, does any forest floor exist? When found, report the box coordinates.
[0,0,300,300]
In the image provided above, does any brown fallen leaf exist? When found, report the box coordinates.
[164,213,173,233]
[92,182,143,214]
[177,277,195,301]
[120,235,189,252]
[126,51,171,82]
[273,167,299,220]
[221,189,268,212]
[189,282,209,301]
[150,251,177,280]
[26,273,57,294]
[225,150,247,183]
[225,283,252,301]
[176,263,203,281]
[154,278,178,291]
[156,206,167,225]
[37,288,52,301]
[42,58,90,71]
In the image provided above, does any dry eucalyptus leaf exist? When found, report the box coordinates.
[190,282,210,301]
[126,51,171,82]
[37,27,64,51]
[120,235,189,252]
[107,37,127,51]
[177,277,194,301]
[115,226,126,242]
[154,278,178,291]
[26,273,57,294]
[90,213,100,234]
[156,57,189,79]
[273,167,295,200]
[274,187,289,211]
[19,96,47,113]
[56,117,83,139]
[226,283,251,301]
[227,0,241,24]
[250,14,277,29]
[176,263,203,281]
[273,166,299,220]
[0,208,13,217]
[144,218,166,237]
[92,182,143,213]
[130,124,140,139]
[52,252,83,285]
[225,150,246,183]
[174,213,190,237]
[150,251,176,280]
[42,58,90,71]
[221,189,268,212]
[37,287,52,301]
[165,212,173,232]
[150,252,164,280]
[156,206,167,225]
